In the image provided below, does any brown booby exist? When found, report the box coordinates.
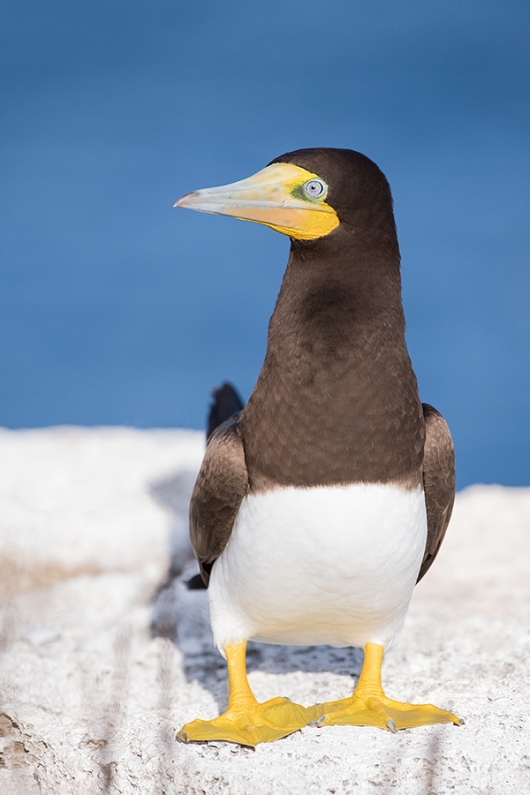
[174,148,460,747]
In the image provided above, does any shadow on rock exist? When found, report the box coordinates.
[152,571,363,711]
[149,467,199,579]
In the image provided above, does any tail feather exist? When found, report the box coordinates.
[207,382,245,441]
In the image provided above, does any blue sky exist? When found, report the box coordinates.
[1,0,529,488]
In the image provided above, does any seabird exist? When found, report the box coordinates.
[174,148,460,746]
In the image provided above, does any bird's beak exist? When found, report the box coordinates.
[174,163,339,241]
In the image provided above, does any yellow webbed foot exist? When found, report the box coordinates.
[312,693,462,732]
[178,696,312,747]
[178,641,313,747]
[308,642,462,733]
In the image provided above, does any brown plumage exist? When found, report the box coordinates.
[190,415,247,584]
[418,403,456,582]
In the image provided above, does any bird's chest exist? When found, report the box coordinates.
[208,482,428,649]
[239,349,425,491]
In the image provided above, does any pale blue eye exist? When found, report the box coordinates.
[304,179,326,199]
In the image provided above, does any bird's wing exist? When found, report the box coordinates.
[190,414,249,585]
[417,403,456,583]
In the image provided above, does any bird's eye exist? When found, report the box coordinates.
[303,179,326,199]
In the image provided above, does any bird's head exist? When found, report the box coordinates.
[175,148,395,245]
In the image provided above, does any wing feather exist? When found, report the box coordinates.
[417,403,455,583]
[189,415,249,585]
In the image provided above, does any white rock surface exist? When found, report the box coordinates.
[0,427,529,794]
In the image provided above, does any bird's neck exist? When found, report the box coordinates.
[239,237,424,491]
[271,236,406,351]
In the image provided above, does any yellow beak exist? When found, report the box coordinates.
[175,163,339,241]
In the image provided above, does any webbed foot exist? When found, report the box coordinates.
[177,641,312,747]
[307,642,462,733]
[178,696,312,747]
[311,693,461,731]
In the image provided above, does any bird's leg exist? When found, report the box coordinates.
[308,642,462,732]
[177,640,313,747]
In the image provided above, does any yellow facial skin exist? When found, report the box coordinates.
[175,163,340,241]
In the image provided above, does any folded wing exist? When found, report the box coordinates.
[417,403,456,583]
[190,415,249,585]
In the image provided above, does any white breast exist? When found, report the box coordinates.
[208,482,427,654]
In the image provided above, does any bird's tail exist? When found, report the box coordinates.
[207,382,245,441]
